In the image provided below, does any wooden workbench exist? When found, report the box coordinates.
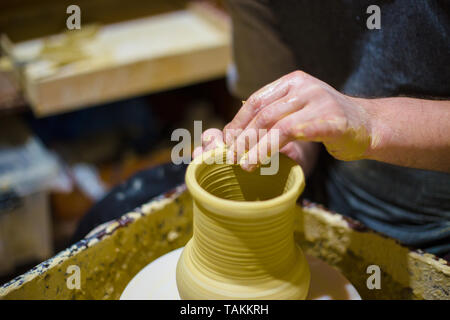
[1,2,230,116]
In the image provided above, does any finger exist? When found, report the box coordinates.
[192,146,203,159]
[202,128,224,151]
[192,129,224,159]
[280,142,301,163]
[201,129,239,164]
[223,76,296,145]
[231,94,298,161]
[233,84,320,160]
[240,127,287,172]
[240,107,331,171]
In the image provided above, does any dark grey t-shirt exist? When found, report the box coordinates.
[226,0,450,255]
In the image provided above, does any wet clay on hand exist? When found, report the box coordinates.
[177,149,310,299]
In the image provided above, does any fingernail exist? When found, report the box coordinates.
[239,154,255,171]
[242,163,256,172]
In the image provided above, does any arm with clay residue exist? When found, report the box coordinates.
[359,97,450,172]
[219,71,450,173]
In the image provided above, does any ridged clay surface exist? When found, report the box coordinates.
[177,149,310,299]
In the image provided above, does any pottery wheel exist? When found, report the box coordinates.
[120,247,361,300]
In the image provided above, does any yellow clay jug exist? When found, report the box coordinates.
[177,149,310,299]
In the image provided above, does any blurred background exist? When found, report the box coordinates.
[0,0,240,283]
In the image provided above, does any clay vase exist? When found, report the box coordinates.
[176,149,310,299]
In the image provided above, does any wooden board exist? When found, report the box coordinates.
[2,3,230,116]
[0,0,188,42]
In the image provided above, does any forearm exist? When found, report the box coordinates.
[223,70,450,173]
[360,97,450,172]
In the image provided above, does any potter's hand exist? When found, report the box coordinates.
[192,129,319,176]
[223,71,374,171]
[192,128,224,159]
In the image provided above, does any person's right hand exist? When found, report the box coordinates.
[192,128,224,160]
[194,70,450,174]
[223,71,376,172]
[192,128,320,177]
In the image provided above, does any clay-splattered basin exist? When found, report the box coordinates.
[1,187,449,299]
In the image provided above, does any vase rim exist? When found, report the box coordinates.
[185,148,305,217]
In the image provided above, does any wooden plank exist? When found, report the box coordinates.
[0,0,187,42]
[4,3,230,116]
